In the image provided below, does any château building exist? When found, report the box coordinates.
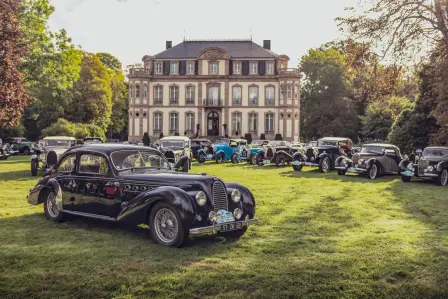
[127,39,300,142]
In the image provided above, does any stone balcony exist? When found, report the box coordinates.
[278,68,300,78]
[128,68,151,78]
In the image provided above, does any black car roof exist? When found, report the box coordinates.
[66,144,159,155]
[191,139,211,142]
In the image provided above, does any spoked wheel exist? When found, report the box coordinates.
[31,160,38,176]
[231,153,239,164]
[197,153,206,163]
[149,202,187,247]
[293,163,303,172]
[249,153,257,165]
[24,148,31,155]
[256,154,264,166]
[43,190,64,222]
[319,157,331,173]
[368,164,379,180]
[439,169,448,186]
[275,155,285,167]
[216,154,224,164]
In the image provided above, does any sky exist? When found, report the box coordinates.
[48,0,358,69]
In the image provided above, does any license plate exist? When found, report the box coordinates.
[207,154,213,159]
[292,161,300,165]
[264,160,271,164]
[219,222,244,232]
[348,167,357,173]
[402,170,414,177]
[216,210,235,224]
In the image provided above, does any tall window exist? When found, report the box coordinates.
[232,86,242,105]
[265,113,274,132]
[232,113,242,133]
[186,86,195,104]
[250,62,257,74]
[295,85,299,99]
[186,113,195,132]
[130,85,133,98]
[155,63,162,74]
[249,86,258,105]
[154,112,162,132]
[143,85,148,99]
[170,86,179,104]
[170,112,179,134]
[280,86,284,100]
[154,86,163,105]
[249,113,258,133]
[135,85,140,98]
[287,85,292,99]
[265,86,275,105]
[208,86,219,105]
[267,62,273,74]
[234,62,241,74]
[187,62,194,74]
[171,62,178,74]
[210,62,217,74]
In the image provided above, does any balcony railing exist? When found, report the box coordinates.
[278,68,300,77]
[128,68,151,77]
[154,98,163,105]
[203,99,223,107]
[170,98,179,105]
[186,98,195,105]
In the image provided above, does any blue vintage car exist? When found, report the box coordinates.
[214,139,247,164]
[196,138,234,163]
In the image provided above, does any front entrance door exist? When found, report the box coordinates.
[207,111,219,136]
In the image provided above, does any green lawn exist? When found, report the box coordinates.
[0,156,447,298]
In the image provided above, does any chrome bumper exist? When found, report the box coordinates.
[292,161,318,167]
[189,218,259,236]
[401,170,438,178]
[335,166,368,173]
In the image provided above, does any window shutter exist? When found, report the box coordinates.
[163,61,170,75]
[195,60,199,75]
[229,60,233,75]
[179,61,186,75]
[258,61,265,75]
[242,61,249,75]
[274,61,278,75]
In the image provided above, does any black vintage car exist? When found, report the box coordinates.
[291,137,353,173]
[399,146,448,186]
[191,138,212,160]
[256,141,298,167]
[335,143,403,179]
[27,144,258,247]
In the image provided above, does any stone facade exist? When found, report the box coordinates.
[127,39,300,142]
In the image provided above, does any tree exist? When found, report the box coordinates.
[68,53,113,131]
[41,118,105,139]
[300,48,358,140]
[361,96,412,140]
[97,52,122,71]
[142,132,150,146]
[0,0,32,127]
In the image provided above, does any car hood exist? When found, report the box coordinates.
[161,148,184,154]
[120,171,216,185]
[421,156,445,163]
[353,152,378,159]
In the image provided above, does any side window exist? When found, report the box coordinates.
[58,154,76,173]
[79,154,109,175]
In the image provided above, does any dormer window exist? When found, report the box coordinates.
[209,61,218,74]
[187,62,194,74]
[155,63,162,74]
[267,62,273,74]
[234,62,241,74]
[171,62,178,74]
[250,62,258,74]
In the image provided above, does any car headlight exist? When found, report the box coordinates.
[233,208,242,220]
[39,153,45,159]
[407,163,414,170]
[231,189,241,203]
[208,211,217,222]
[195,191,207,206]
[427,165,434,172]
[358,159,365,165]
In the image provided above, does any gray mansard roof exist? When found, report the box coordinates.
[153,40,279,59]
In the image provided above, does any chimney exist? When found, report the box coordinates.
[166,41,172,49]
[263,40,271,50]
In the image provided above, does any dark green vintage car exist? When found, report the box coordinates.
[4,137,37,155]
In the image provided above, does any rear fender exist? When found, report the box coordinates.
[117,186,197,227]
[335,156,351,167]
[28,177,62,207]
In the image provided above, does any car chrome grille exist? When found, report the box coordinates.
[352,155,359,165]
[418,158,429,176]
[212,181,228,212]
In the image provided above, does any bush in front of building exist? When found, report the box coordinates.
[244,133,252,144]
[142,132,150,146]
[274,134,283,140]
[260,134,266,140]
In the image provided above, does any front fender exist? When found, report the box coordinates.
[174,156,189,170]
[335,156,352,167]
[27,177,61,208]
[117,186,197,227]
[31,154,38,160]
[436,161,447,172]
[274,150,292,160]
[197,149,206,155]
[366,158,378,169]
[224,182,256,218]
[292,152,305,161]
[216,149,225,156]
[398,158,410,171]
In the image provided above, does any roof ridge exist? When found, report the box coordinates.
[185,38,251,42]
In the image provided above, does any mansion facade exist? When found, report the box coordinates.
[127,39,300,142]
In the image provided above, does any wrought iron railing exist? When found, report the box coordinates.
[203,99,223,107]
[129,68,151,77]
[278,68,300,77]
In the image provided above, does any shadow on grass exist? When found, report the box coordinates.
[278,169,399,184]
[0,169,36,181]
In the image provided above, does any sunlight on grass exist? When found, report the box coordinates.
[0,156,447,298]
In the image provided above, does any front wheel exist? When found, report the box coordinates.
[275,155,285,167]
[216,153,224,164]
[231,153,239,164]
[149,202,187,247]
[319,157,331,173]
[23,147,31,155]
[438,169,448,186]
[31,160,38,176]
[401,175,411,182]
[43,190,65,222]
[249,153,257,165]
[256,154,264,166]
[197,153,206,163]
[220,227,248,239]
[293,164,303,172]
[182,159,189,172]
[368,164,379,180]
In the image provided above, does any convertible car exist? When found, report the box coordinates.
[27,144,258,247]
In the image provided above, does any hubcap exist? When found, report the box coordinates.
[251,155,256,164]
[47,192,59,218]
[441,170,448,186]
[370,165,377,179]
[323,159,329,172]
[154,208,178,243]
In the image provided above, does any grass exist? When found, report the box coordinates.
[0,156,447,298]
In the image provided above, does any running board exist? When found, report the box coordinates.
[61,210,116,221]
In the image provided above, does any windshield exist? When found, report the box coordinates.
[111,150,169,171]
[317,139,340,147]
[423,148,448,158]
[360,146,385,154]
[270,141,290,146]
[251,140,263,145]
[192,141,211,146]
[161,140,185,149]
[44,140,73,147]
[216,139,229,144]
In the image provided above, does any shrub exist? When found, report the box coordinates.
[142,132,150,146]
[274,134,283,140]
[244,133,252,144]
[260,134,266,140]
[159,132,164,139]
[41,118,105,139]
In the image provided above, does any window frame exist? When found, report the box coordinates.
[232,112,242,134]
[287,85,292,99]
[154,85,163,105]
[171,62,178,74]
[143,84,148,99]
[77,153,109,176]
[248,85,259,106]
[153,111,163,134]
[234,61,241,74]
[265,85,275,105]
[169,112,179,134]
[265,112,275,133]
[186,85,195,105]
[169,85,179,105]
[185,112,195,133]
[209,61,218,75]
[155,63,162,75]
[248,112,258,134]
[56,153,77,174]
[232,85,242,105]
[187,62,194,74]
[267,62,274,74]
[250,61,258,75]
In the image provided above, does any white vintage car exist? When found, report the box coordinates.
[158,136,192,172]
[31,136,77,176]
